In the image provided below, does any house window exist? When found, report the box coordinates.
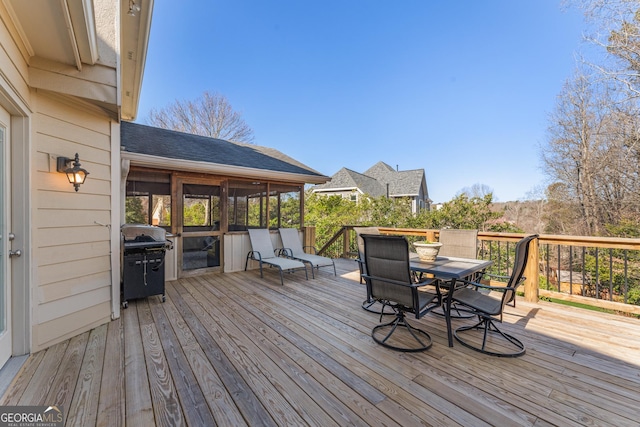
[228,180,266,230]
[269,183,301,229]
[182,184,220,231]
[228,180,301,230]
[350,193,357,202]
[125,174,171,229]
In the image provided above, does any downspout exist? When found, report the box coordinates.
[110,123,126,319]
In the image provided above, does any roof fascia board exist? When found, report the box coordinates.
[61,0,83,70]
[122,151,329,184]
[120,0,153,120]
[312,187,359,193]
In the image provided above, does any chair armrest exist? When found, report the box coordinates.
[457,277,525,293]
[277,247,293,257]
[482,272,511,281]
[362,274,437,289]
[247,250,262,261]
[303,245,318,254]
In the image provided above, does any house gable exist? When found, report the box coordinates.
[311,161,431,211]
[312,167,385,196]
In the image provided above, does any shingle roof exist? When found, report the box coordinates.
[121,121,327,181]
[363,161,396,178]
[313,168,386,197]
[389,169,425,196]
[314,161,426,197]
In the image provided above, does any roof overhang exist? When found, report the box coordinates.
[122,151,329,185]
[4,0,99,69]
[120,0,154,120]
[3,0,152,121]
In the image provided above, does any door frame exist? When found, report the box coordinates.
[0,89,32,360]
[175,176,225,277]
[0,105,11,367]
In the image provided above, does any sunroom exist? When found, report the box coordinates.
[120,121,328,279]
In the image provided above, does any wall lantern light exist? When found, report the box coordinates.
[57,153,89,192]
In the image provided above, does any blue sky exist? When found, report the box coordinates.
[136,0,587,202]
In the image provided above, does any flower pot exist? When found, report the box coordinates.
[413,241,443,261]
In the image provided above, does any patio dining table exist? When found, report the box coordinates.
[409,255,493,347]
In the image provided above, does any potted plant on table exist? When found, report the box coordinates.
[412,240,443,261]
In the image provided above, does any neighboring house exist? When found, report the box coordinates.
[121,122,328,276]
[312,161,431,213]
[0,0,153,366]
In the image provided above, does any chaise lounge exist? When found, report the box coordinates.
[245,229,308,285]
[278,228,336,278]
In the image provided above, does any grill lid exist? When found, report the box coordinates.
[121,224,167,242]
[123,239,167,251]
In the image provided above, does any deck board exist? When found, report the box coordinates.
[66,325,107,427]
[96,317,125,427]
[2,259,639,426]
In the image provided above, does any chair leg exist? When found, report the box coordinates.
[308,263,315,279]
[454,317,525,357]
[362,298,395,315]
[431,302,475,319]
[372,311,432,352]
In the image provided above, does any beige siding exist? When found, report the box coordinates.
[0,0,126,356]
[224,231,285,273]
[0,4,30,105]
[31,92,114,352]
[224,233,253,273]
[31,302,111,351]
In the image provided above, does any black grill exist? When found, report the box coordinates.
[121,225,170,309]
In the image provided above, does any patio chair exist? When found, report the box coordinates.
[354,227,394,315]
[354,226,380,283]
[438,228,478,259]
[434,228,480,318]
[245,229,308,285]
[451,234,538,357]
[278,228,336,278]
[361,234,442,352]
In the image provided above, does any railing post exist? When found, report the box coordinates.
[303,226,316,253]
[524,237,539,303]
[343,227,349,258]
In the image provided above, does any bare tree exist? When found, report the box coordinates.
[542,69,609,235]
[146,91,255,143]
[542,67,640,235]
[457,183,494,200]
[543,182,582,234]
[568,0,640,98]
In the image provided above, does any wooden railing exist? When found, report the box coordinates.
[309,226,640,315]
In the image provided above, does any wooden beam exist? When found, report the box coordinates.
[29,57,116,104]
[524,237,539,303]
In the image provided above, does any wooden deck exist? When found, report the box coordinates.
[2,259,639,426]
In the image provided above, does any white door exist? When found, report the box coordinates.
[0,105,11,369]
